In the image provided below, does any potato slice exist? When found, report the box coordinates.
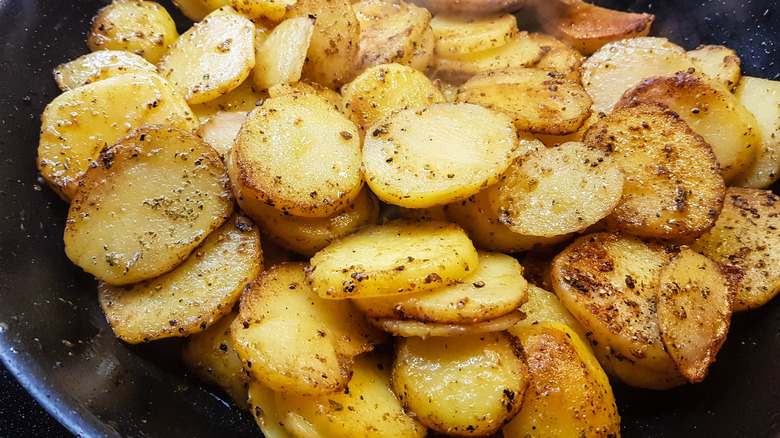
[158,7,256,104]
[412,0,529,15]
[228,0,296,22]
[733,76,780,188]
[490,142,624,237]
[690,187,780,311]
[189,77,267,122]
[617,72,761,183]
[64,125,234,285]
[247,381,292,438]
[306,219,479,299]
[275,350,427,438]
[457,68,592,135]
[392,332,528,436]
[37,72,198,201]
[352,251,527,324]
[581,37,695,112]
[508,284,588,345]
[252,17,314,90]
[87,0,179,64]
[370,309,525,338]
[195,110,247,158]
[430,13,517,58]
[688,45,742,91]
[528,32,584,80]
[362,102,518,208]
[53,50,158,92]
[267,81,343,110]
[231,262,388,394]
[657,249,734,382]
[232,93,362,217]
[504,321,620,438]
[172,0,229,21]
[583,101,725,241]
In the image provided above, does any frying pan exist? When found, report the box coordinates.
[0,0,778,436]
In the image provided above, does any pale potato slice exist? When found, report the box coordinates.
[189,77,267,122]
[457,68,592,135]
[173,0,229,21]
[733,76,780,188]
[412,0,529,15]
[275,350,427,438]
[232,93,362,217]
[528,32,585,80]
[508,284,588,345]
[688,45,742,91]
[53,50,158,91]
[617,72,761,183]
[430,13,517,58]
[228,0,296,21]
[158,7,256,104]
[252,17,314,90]
[88,0,179,64]
[392,332,528,436]
[247,381,292,438]
[195,110,247,158]
[37,72,198,201]
[362,102,518,208]
[690,187,780,311]
[353,0,435,74]
[490,142,624,237]
[267,81,343,110]
[371,310,524,337]
[352,251,528,324]
[581,36,695,112]
[306,219,479,299]
[64,125,234,285]
[231,262,388,394]
[583,101,725,241]
[551,232,687,389]
[657,249,734,383]
[504,321,620,438]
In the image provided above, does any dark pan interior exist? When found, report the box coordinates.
[0,0,777,436]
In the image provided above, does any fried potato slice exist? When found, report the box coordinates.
[370,310,524,337]
[172,0,229,21]
[430,13,517,58]
[657,249,734,383]
[508,284,588,344]
[581,37,695,112]
[88,0,179,64]
[232,93,362,217]
[690,187,780,311]
[617,72,761,183]
[688,45,742,91]
[267,81,343,110]
[490,142,624,237]
[362,102,518,208]
[231,262,388,394]
[65,125,234,285]
[189,77,266,122]
[411,0,529,15]
[247,381,292,438]
[228,0,296,22]
[352,251,528,324]
[252,17,314,90]
[583,101,725,241]
[37,72,198,201]
[732,76,780,188]
[457,68,592,135]
[306,219,479,299]
[392,332,528,436]
[504,321,620,438]
[195,110,247,158]
[158,7,256,104]
[275,350,427,438]
[53,50,158,92]
[528,32,585,80]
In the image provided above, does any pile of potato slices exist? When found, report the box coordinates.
[37,0,780,435]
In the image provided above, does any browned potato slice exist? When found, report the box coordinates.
[457,68,592,135]
[232,93,362,217]
[252,17,314,90]
[88,0,179,64]
[228,0,296,22]
[430,13,517,58]
[583,101,725,241]
[392,332,528,436]
[490,142,624,237]
[195,110,247,158]
[617,72,761,183]
[189,78,267,122]
[371,310,524,337]
[37,72,198,201]
[362,102,518,208]
[657,249,734,382]
[733,76,780,188]
[688,45,742,91]
[508,284,588,344]
[306,219,479,299]
[231,262,388,394]
[551,232,686,389]
[690,187,780,311]
[528,32,585,80]
[411,0,529,15]
[172,0,229,21]
[64,125,234,285]
[158,8,256,104]
[247,381,292,438]
[53,50,158,91]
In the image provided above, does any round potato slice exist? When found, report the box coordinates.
[370,310,525,338]
[53,50,158,92]
[363,102,518,208]
[430,13,517,58]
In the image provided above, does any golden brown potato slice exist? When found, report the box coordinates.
[457,68,592,135]
[252,17,314,90]
[362,102,518,208]
[583,101,725,241]
[690,187,780,311]
[617,72,761,183]
[231,262,388,394]
[228,0,296,21]
[158,8,256,104]
[490,142,624,237]
[88,0,179,64]
[306,219,479,299]
[64,125,234,285]
[430,13,517,58]
[392,332,528,436]
[232,93,362,217]
[508,284,588,345]
[370,310,524,337]
[172,0,229,21]
[528,32,585,80]
[247,381,292,438]
[411,0,529,15]
[189,77,267,122]
[504,321,620,438]
[733,76,780,188]
[195,110,247,158]
[37,72,198,201]
[53,50,158,92]
[99,212,260,342]
[688,45,742,91]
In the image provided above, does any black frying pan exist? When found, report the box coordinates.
[0,0,778,436]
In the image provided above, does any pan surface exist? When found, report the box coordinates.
[0,0,777,436]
